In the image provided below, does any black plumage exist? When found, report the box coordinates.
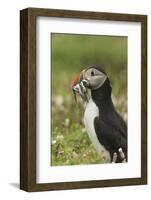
[92,76,127,162]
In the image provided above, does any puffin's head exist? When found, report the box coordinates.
[71,66,108,101]
[81,66,107,90]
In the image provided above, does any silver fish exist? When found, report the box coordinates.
[72,79,89,102]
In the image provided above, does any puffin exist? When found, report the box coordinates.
[72,65,127,163]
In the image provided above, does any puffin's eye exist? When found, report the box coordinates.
[91,71,94,76]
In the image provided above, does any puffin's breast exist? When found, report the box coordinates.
[84,98,111,162]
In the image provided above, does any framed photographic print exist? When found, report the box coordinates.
[20,8,147,191]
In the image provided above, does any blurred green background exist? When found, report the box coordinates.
[51,33,127,166]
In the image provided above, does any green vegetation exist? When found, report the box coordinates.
[51,33,127,166]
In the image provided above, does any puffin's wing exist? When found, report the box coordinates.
[101,103,127,139]
[94,116,127,152]
[107,109,127,139]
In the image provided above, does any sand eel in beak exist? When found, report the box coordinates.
[72,70,90,102]
[72,65,127,163]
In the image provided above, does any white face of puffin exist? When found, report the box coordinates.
[83,68,107,90]
[72,67,107,102]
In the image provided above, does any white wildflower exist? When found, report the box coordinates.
[56,135,64,141]
[52,140,56,145]
[64,118,70,127]
[53,95,64,107]
[82,128,86,133]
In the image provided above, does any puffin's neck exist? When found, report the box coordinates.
[91,78,113,109]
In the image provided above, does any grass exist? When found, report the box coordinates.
[51,33,127,166]
[51,124,105,165]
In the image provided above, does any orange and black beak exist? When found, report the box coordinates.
[71,70,85,88]
[71,70,89,102]
[71,71,83,102]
